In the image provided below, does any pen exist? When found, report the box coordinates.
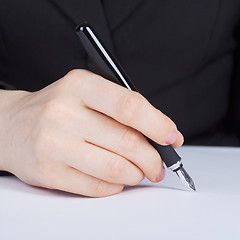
[76,23,196,191]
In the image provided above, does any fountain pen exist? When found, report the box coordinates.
[76,23,196,191]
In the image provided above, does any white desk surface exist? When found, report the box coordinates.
[1,146,240,240]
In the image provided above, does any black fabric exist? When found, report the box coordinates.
[233,24,240,140]
[0,0,240,175]
[0,22,15,175]
[0,15,15,90]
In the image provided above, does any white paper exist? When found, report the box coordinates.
[0,146,240,240]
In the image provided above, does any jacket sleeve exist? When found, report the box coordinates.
[0,22,15,176]
[232,23,240,141]
[233,61,240,140]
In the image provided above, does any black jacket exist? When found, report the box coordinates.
[0,0,240,150]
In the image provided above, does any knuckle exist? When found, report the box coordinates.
[92,180,108,197]
[106,158,126,181]
[61,69,96,97]
[117,92,143,123]
[121,128,140,152]
[136,175,144,184]
[61,69,86,87]
[147,157,162,178]
[128,173,144,186]
[65,69,82,79]
[116,185,125,194]
[150,161,161,175]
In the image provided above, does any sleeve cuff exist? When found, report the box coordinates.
[0,170,12,176]
[0,80,16,90]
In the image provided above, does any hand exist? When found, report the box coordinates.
[0,70,183,197]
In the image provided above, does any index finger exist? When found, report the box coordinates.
[70,70,180,146]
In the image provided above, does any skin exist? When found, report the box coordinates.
[0,70,184,197]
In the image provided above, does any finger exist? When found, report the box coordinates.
[66,141,144,186]
[172,131,184,149]
[45,166,124,198]
[67,70,179,146]
[80,108,165,182]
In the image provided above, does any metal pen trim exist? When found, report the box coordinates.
[168,160,182,171]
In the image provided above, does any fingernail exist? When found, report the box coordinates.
[156,167,165,182]
[165,129,178,145]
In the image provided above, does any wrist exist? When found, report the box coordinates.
[0,89,30,172]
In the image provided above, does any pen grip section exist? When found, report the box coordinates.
[147,138,181,168]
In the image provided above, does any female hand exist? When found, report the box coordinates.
[0,70,183,197]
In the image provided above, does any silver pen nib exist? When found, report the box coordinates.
[175,166,196,191]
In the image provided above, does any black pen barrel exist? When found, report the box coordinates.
[76,23,181,169]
